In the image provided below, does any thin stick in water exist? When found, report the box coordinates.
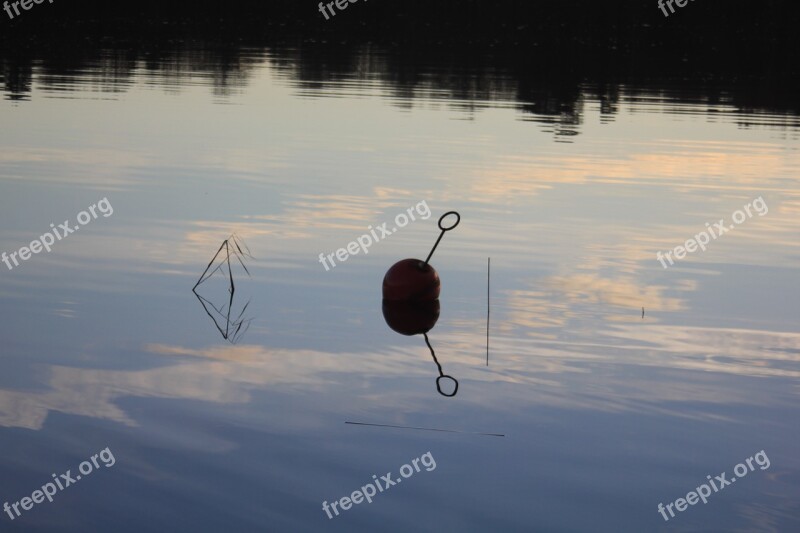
[345,421,504,437]
[487,257,490,366]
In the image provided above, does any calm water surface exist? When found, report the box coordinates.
[1,47,799,532]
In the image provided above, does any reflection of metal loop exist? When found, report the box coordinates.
[424,333,459,397]
[438,211,461,232]
[436,375,459,397]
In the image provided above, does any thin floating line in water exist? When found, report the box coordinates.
[345,421,505,437]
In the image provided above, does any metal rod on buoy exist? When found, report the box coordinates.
[423,211,460,266]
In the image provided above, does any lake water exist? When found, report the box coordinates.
[1,33,799,532]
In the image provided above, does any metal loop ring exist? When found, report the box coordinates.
[438,211,461,232]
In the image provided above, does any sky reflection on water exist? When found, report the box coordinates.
[1,41,799,532]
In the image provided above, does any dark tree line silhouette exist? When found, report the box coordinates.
[1,0,798,131]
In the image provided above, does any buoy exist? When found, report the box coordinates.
[381,211,460,302]
[382,299,440,335]
[382,259,440,302]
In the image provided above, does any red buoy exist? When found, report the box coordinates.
[381,211,459,302]
[382,259,440,302]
